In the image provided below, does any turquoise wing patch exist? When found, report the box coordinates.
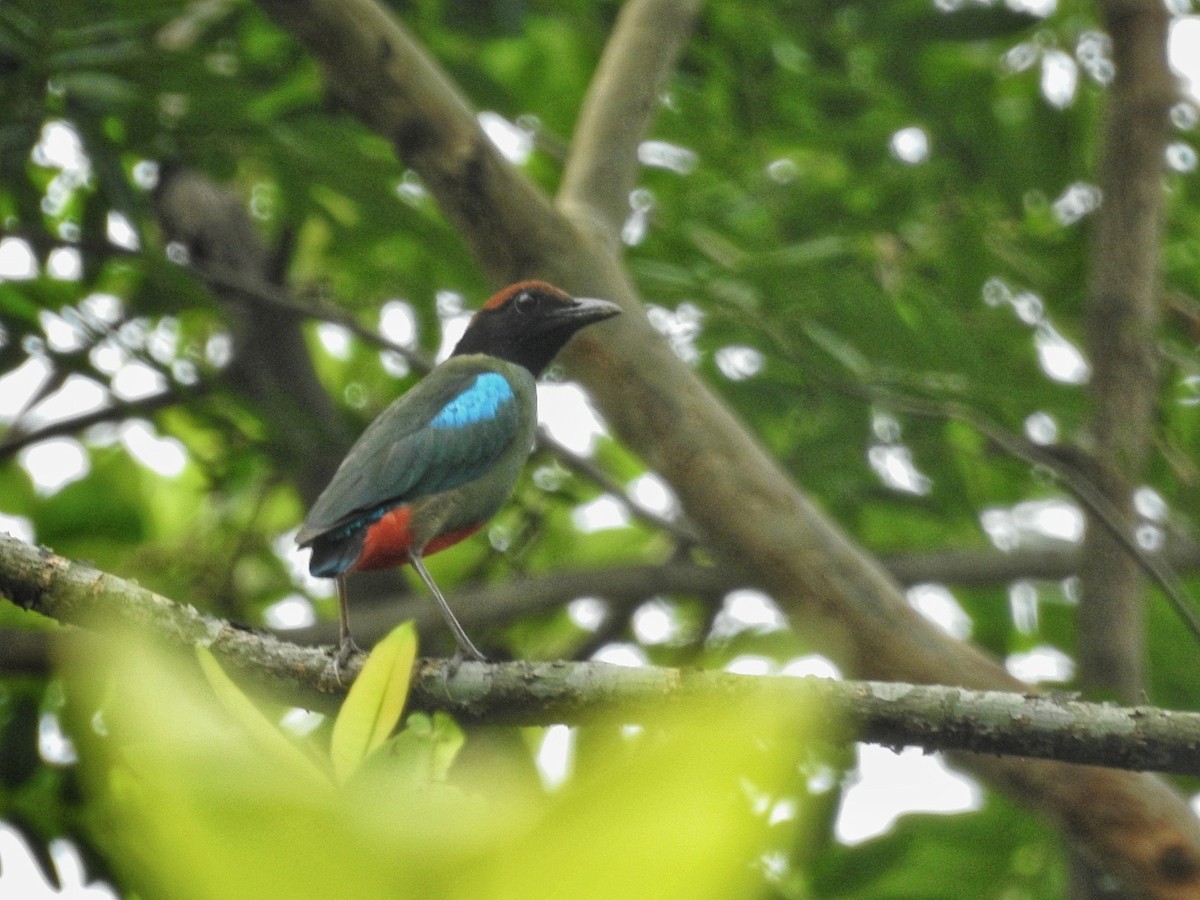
[430,372,514,429]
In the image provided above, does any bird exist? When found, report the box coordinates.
[296,281,621,672]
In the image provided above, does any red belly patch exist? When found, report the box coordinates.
[352,506,484,572]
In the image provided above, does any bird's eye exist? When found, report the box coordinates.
[513,290,536,313]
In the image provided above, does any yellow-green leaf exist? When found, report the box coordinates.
[380,711,466,784]
[195,646,330,787]
[330,621,418,784]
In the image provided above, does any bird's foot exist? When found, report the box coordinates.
[451,635,488,668]
[440,647,487,699]
[449,645,487,673]
[329,637,362,685]
[457,645,488,666]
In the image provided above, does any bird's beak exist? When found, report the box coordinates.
[564,295,622,325]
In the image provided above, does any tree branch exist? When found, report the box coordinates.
[153,168,353,506]
[535,428,703,547]
[5,532,1200,776]
[425,664,1200,779]
[1077,0,1175,701]
[863,384,1200,643]
[0,389,198,459]
[558,0,703,244]
[286,538,1200,650]
[288,560,735,648]
[8,542,1190,662]
[193,259,431,371]
[1072,7,1177,887]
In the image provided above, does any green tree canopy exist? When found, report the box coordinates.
[2,0,1200,896]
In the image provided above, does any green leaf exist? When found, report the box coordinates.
[458,697,817,900]
[55,71,141,106]
[329,621,418,784]
[196,646,330,787]
[380,711,465,784]
[72,635,391,899]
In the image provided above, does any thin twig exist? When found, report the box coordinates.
[196,260,432,371]
[872,387,1200,646]
[535,428,701,546]
[0,389,199,458]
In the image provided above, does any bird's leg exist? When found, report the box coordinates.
[409,551,487,663]
[332,574,361,681]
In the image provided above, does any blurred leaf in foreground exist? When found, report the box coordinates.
[66,630,821,899]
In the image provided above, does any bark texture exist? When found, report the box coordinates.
[1072,3,1176,895]
[6,532,1200,777]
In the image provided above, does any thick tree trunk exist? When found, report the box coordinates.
[1072,1,1175,896]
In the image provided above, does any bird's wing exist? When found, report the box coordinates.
[297,363,526,543]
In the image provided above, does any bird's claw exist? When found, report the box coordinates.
[330,637,362,685]
[440,647,487,699]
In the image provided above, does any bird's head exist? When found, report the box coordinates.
[451,281,621,376]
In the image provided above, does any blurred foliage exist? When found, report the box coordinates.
[0,0,1198,895]
[58,627,812,900]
